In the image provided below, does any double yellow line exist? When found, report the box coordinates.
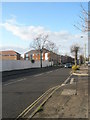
[27,85,63,119]
[16,85,60,119]
[16,73,72,119]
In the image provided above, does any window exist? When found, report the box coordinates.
[26,58,28,60]
[45,53,48,60]
[2,54,9,56]
[30,54,32,60]
[10,55,16,56]
[26,53,28,57]
[42,53,43,59]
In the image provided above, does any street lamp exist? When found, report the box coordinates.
[81,36,86,66]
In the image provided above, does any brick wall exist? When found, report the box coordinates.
[0,50,21,60]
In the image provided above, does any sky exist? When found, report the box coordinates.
[1,2,88,57]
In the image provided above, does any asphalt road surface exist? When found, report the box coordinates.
[2,67,71,118]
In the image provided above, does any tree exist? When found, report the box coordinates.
[79,55,84,64]
[45,41,60,66]
[31,33,60,67]
[46,41,59,54]
[73,4,89,64]
[31,33,49,68]
[71,44,80,65]
[74,4,90,32]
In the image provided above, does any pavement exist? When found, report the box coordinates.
[33,65,89,119]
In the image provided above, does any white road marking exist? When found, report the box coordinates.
[3,69,61,86]
[33,73,44,77]
[3,78,26,86]
[70,78,75,84]
[46,71,53,74]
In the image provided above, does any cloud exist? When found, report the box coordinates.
[1,18,88,56]
[1,18,87,41]
[1,20,47,41]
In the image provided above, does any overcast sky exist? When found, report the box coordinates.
[1,2,88,56]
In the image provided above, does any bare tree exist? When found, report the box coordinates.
[71,44,80,65]
[79,54,84,64]
[45,41,59,66]
[31,33,49,68]
[31,33,48,49]
[31,32,60,67]
[74,4,90,32]
[73,4,89,64]
[45,41,59,54]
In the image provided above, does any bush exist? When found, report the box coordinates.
[72,65,80,71]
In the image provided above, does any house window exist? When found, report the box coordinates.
[45,53,48,60]
[26,58,28,60]
[42,53,43,59]
[30,54,32,60]
[26,53,28,57]
[10,55,16,56]
[2,54,9,56]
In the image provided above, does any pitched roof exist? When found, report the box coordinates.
[0,50,21,55]
[25,48,50,54]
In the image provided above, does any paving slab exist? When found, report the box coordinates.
[33,66,88,118]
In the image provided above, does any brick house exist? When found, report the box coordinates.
[24,48,61,65]
[0,50,21,60]
[60,55,74,64]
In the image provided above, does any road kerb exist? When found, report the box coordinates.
[72,73,88,76]
[27,73,73,119]
[27,85,63,119]
[16,72,72,119]
[16,85,59,119]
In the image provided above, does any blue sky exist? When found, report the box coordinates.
[1,2,88,56]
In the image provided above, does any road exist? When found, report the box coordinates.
[2,68,71,118]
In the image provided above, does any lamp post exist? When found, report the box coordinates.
[85,43,86,65]
[81,36,86,66]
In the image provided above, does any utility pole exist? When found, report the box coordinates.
[84,43,86,65]
[81,36,87,65]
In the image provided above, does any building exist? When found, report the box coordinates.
[60,55,74,64]
[24,48,61,65]
[89,55,90,62]
[0,50,21,60]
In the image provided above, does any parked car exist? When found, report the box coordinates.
[64,63,72,68]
